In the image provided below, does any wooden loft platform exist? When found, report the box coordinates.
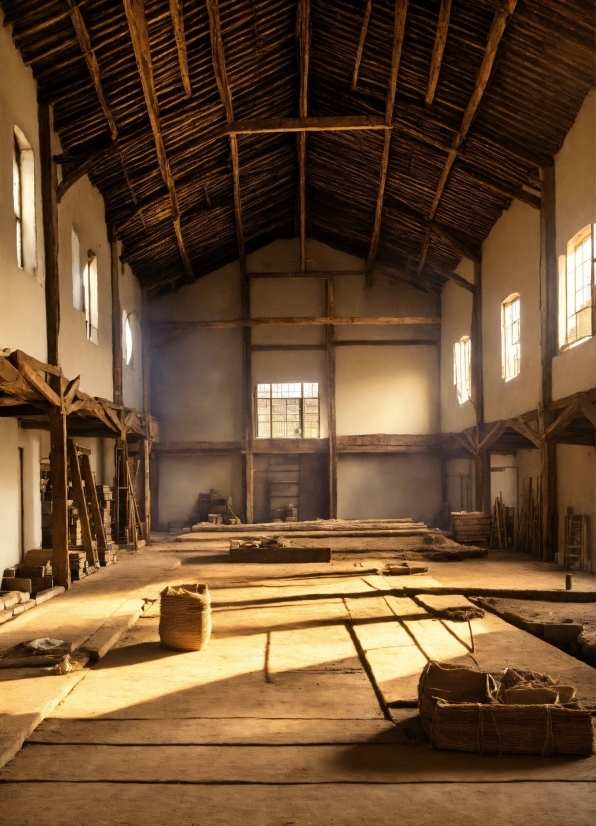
[0,349,149,441]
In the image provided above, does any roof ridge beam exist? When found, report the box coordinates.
[297,0,311,271]
[169,0,191,97]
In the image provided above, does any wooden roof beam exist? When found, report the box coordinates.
[151,315,441,331]
[366,0,408,285]
[205,0,245,269]
[352,0,372,91]
[297,0,311,271]
[123,0,194,281]
[64,0,118,140]
[169,0,191,97]
[418,0,518,274]
[229,116,388,134]
[425,0,452,106]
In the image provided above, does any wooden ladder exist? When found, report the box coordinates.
[564,509,587,570]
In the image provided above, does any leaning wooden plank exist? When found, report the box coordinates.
[80,453,108,555]
[229,546,331,563]
[67,440,99,568]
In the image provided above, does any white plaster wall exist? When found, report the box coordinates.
[0,20,47,360]
[150,238,442,523]
[482,200,541,422]
[440,258,476,433]
[158,455,244,526]
[338,454,442,524]
[0,419,20,571]
[552,91,596,400]
[336,345,439,435]
[17,428,42,553]
[557,444,596,571]
[120,261,145,410]
[57,174,113,399]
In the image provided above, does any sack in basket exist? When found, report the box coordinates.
[159,583,211,651]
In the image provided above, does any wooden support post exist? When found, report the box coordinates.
[80,452,108,555]
[242,268,254,524]
[326,277,337,518]
[141,289,151,414]
[111,232,123,405]
[49,408,70,589]
[540,166,558,560]
[67,439,98,567]
[40,103,70,588]
[142,436,151,541]
[150,450,159,532]
[471,258,489,512]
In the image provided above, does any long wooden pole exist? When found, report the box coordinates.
[471,258,489,513]
[326,278,337,518]
[39,103,70,589]
[68,439,98,567]
[540,166,557,560]
[152,315,441,330]
[110,232,123,405]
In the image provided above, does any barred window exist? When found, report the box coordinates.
[256,383,320,438]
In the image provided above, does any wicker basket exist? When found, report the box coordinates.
[159,583,211,651]
[419,661,594,756]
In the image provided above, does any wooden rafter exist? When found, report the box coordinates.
[205,0,245,269]
[56,143,116,203]
[297,0,310,271]
[366,0,408,283]
[123,0,194,281]
[425,0,451,106]
[64,0,118,139]
[418,0,518,274]
[169,0,191,97]
[352,0,372,91]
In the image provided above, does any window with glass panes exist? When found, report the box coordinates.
[562,226,594,346]
[501,294,520,381]
[453,336,471,404]
[256,383,320,438]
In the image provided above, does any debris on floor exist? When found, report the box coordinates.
[0,638,87,675]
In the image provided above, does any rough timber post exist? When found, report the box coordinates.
[540,166,558,560]
[471,257,489,513]
[39,102,70,589]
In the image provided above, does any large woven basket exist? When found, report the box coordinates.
[159,583,211,651]
[419,661,594,756]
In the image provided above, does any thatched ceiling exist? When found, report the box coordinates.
[2,0,594,295]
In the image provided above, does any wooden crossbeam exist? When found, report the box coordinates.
[425,0,451,106]
[151,315,440,330]
[418,0,518,274]
[169,0,191,97]
[246,270,364,278]
[366,1,408,283]
[297,0,311,272]
[123,0,194,281]
[229,116,388,134]
[352,0,372,90]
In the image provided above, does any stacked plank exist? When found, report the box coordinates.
[41,498,53,549]
[68,504,83,548]
[69,550,89,581]
[96,485,117,565]
[450,512,491,545]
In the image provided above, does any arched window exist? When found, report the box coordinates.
[123,311,134,366]
[453,336,471,405]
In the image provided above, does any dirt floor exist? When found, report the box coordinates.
[0,542,594,825]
